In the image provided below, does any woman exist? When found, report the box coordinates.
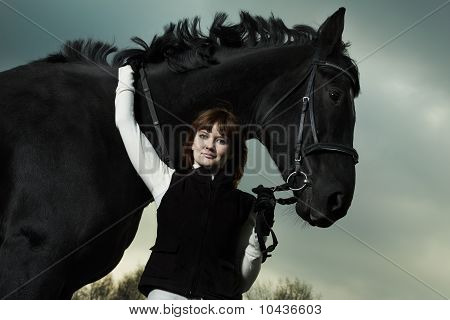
[114,65,275,300]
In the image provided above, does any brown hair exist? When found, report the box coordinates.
[181,107,247,189]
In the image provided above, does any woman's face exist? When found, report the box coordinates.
[191,122,230,169]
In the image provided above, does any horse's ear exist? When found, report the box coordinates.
[316,7,346,59]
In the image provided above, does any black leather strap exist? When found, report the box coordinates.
[139,68,174,168]
[304,143,359,164]
[315,60,356,87]
[258,64,313,126]
[257,227,278,263]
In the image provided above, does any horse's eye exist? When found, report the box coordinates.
[329,89,342,103]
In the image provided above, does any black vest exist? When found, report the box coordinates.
[138,166,255,299]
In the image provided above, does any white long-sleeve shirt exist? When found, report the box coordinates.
[114,66,263,297]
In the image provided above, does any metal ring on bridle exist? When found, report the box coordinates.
[286,171,309,191]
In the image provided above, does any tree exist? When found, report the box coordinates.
[72,266,319,300]
[72,274,116,300]
[110,266,145,300]
[72,266,145,300]
[244,277,321,300]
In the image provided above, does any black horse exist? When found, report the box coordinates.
[0,8,360,299]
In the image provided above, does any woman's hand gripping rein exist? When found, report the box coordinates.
[252,185,278,263]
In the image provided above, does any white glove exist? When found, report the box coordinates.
[115,65,136,128]
[115,65,135,95]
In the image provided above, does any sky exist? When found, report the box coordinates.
[1,0,449,299]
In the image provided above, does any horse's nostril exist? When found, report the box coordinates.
[328,192,344,212]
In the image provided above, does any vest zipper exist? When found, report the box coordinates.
[188,178,214,298]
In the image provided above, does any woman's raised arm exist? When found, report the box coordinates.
[114,65,175,208]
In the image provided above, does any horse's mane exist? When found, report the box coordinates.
[111,11,319,72]
[35,39,117,66]
[35,11,359,94]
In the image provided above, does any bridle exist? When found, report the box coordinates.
[254,55,359,262]
[258,56,359,196]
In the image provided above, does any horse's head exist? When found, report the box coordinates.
[255,8,360,227]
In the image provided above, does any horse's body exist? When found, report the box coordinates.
[0,8,360,298]
[0,63,151,298]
